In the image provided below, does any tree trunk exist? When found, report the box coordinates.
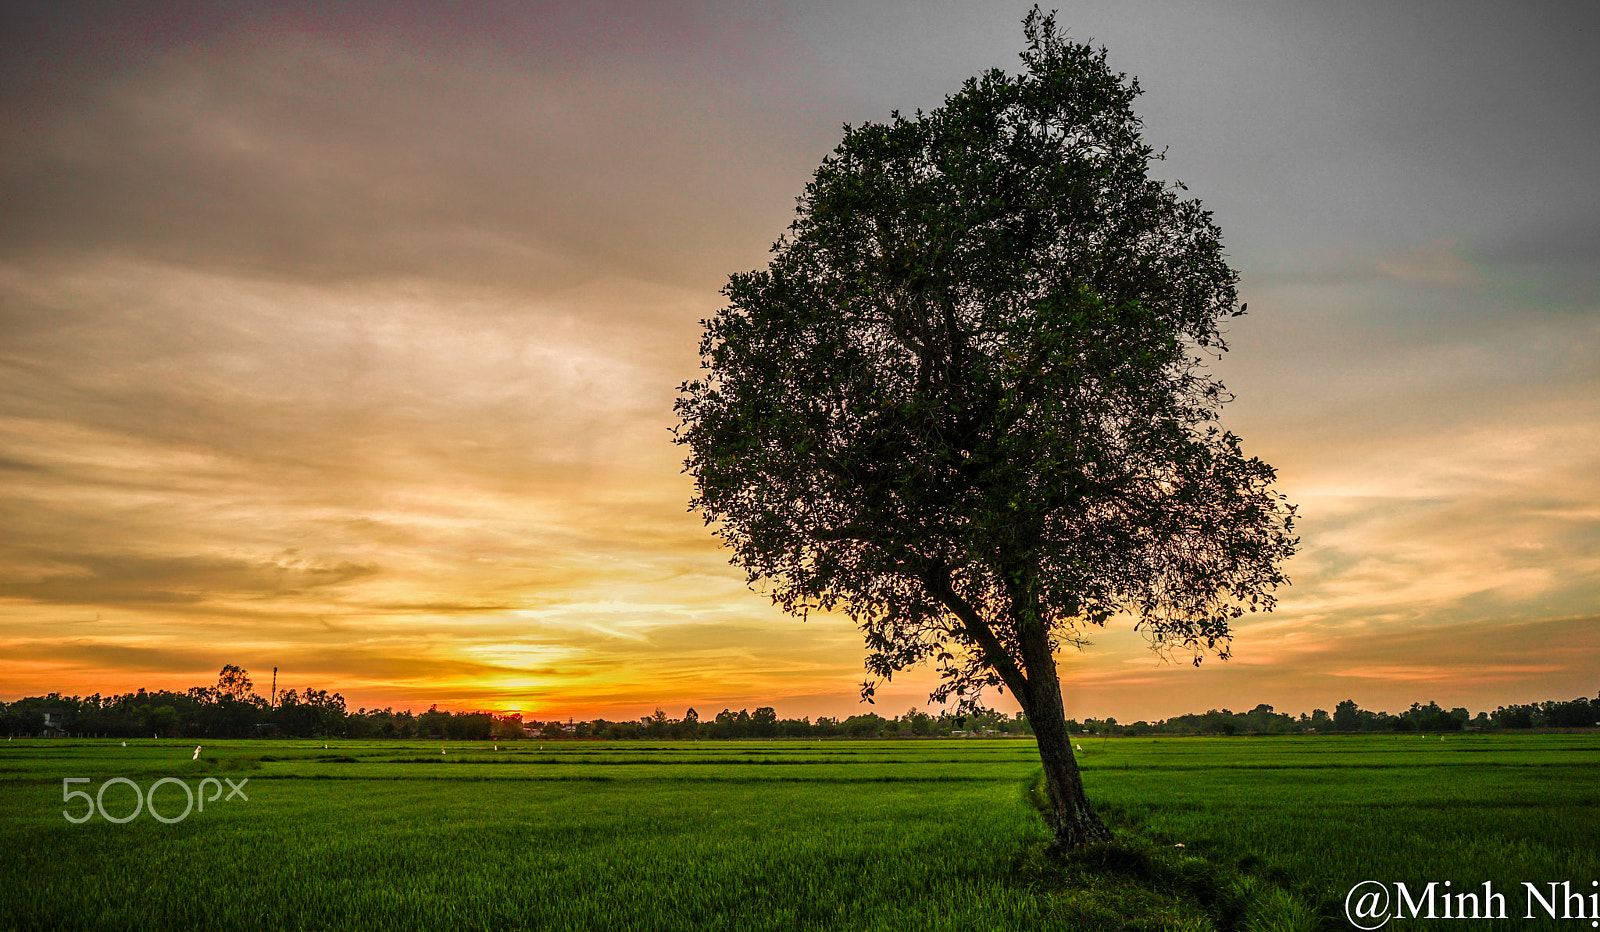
[1027,674,1112,850]
[1017,622,1113,851]
[925,563,1112,851]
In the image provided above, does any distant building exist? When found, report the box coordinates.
[40,710,66,737]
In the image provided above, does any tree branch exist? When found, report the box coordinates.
[814,526,872,542]
[919,560,1034,710]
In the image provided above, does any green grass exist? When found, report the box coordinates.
[0,734,1595,930]
[1078,733,1600,928]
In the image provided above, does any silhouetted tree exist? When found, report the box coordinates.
[1332,699,1363,732]
[676,9,1296,850]
[751,706,779,737]
[216,664,253,701]
[492,713,526,740]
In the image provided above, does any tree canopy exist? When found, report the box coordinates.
[675,8,1297,848]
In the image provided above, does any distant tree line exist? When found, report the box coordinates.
[0,665,500,741]
[2,666,1595,739]
[534,705,1031,741]
[1106,696,1600,736]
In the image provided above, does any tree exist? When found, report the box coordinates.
[216,664,253,701]
[1332,699,1362,733]
[493,713,526,740]
[675,9,1295,850]
[647,708,671,738]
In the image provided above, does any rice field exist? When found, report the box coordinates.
[0,734,1595,931]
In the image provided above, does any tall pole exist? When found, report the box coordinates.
[271,667,278,707]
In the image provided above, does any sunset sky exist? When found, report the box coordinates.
[2,1,1596,723]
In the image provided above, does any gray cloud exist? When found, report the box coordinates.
[0,550,377,609]
[0,1,828,295]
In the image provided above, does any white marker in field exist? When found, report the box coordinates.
[121,741,126,747]
[193,746,202,760]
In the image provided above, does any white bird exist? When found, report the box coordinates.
[441,748,446,755]
[192,746,202,760]
[121,741,126,747]
[1075,744,1083,751]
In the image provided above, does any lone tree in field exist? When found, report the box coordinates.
[675,9,1296,850]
